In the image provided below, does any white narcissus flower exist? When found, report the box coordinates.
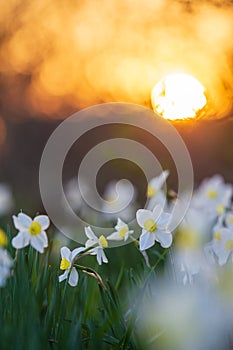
[147,170,169,198]
[146,170,169,211]
[136,205,172,251]
[59,246,85,287]
[211,222,233,266]
[107,218,134,242]
[85,226,108,265]
[12,212,50,253]
[0,248,13,287]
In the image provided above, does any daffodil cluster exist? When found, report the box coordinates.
[1,171,233,291]
[173,175,233,285]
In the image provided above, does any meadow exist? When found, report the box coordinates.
[1,172,233,350]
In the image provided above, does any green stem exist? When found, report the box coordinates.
[130,236,151,266]
[55,277,68,340]
[13,249,19,265]
[74,264,106,290]
[152,248,168,270]
[129,235,139,245]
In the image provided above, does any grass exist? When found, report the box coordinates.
[0,227,168,350]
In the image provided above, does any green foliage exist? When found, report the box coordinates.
[0,239,167,349]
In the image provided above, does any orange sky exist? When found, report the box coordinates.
[0,0,233,120]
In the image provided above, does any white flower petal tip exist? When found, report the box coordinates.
[60,246,71,259]
[34,215,50,230]
[71,246,86,260]
[156,232,173,248]
[12,232,30,249]
[139,231,155,251]
[68,268,79,287]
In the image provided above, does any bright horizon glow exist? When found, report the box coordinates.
[151,73,207,121]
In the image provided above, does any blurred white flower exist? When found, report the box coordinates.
[191,175,232,216]
[84,226,108,265]
[146,170,169,211]
[210,219,233,266]
[0,183,13,216]
[174,208,212,284]
[0,248,13,287]
[147,171,169,198]
[225,211,233,230]
[138,283,228,350]
[136,205,172,250]
[59,246,84,287]
[107,218,134,242]
[12,212,50,253]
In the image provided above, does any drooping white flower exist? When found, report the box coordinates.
[191,175,232,216]
[59,246,85,287]
[12,212,50,253]
[136,205,172,250]
[210,219,233,266]
[84,226,108,265]
[107,218,134,242]
[0,248,13,287]
[0,183,13,216]
[146,170,169,210]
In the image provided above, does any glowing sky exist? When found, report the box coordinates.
[0,0,233,119]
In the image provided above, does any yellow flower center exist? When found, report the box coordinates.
[0,229,8,247]
[144,218,157,233]
[207,190,217,199]
[147,185,157,198]
[119,227,128,238]
[227,217,233,224]
[29,221,42,235]
[214,232,222,240]
[176,229,200,249]
[99,235,108,248]
[60,258,71,270]
[217,205,224,215]
[225,240,233,251]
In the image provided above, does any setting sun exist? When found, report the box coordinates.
[151,73,207,121]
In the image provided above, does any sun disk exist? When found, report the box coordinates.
[151,73,207,121]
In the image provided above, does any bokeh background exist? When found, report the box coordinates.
[0,0,233,213]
